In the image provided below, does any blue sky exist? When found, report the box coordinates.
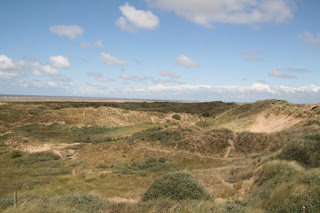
[1,0,320,103]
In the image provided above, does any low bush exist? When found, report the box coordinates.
[172,114,181,120]
[142,172,211,201]
[11,150,22,158]
[278,137,320,168]
[250,160,320,213]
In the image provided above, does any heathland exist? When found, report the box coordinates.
[0,100,319,212]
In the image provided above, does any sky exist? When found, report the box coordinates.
[1,0,320,103]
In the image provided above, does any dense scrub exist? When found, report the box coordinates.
[278,136,320,168]
[249,160,320,212]
[142,172,211,201]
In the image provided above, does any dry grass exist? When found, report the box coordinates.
[1,100,320,212]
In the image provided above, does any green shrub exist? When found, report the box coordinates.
[158,157,166,163]
[172,114,181,120]
[251,160,320,213]
[278,137,320,168]
[142,172,211,201]
[11,150,22,158]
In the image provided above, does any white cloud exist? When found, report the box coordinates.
[123,83,320,103]
[32,62,59,76]
[49,25,84,40]
[32,70,42,76]
[148,0,294,28]
[0,54,25,79]
[87,72,103,77]
[268,70,295,79]
[49,56,70,69]
[298,31,320,49]
[100,53,127,66]
[175,55,199,68]
[95,40,103,48]
[116,2,159,32]
[96,77,112,82]
[159,70,178,78]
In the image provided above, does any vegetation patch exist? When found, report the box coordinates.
[54,193,108,212]
[172,114,181,120]
[278,137,320,168]
[115,157,178,174]
[15,123,116,143]
[250,160,320,212]
[142,172,211,201]
[10,150,22,158]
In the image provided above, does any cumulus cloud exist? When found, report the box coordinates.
[147,0,295,28]
[49,56,70,69]
[94,40,103,48]
[116,2,159,32]
[100,53,127,66]
[0,54,25,79]
[298,31,320,49]
[268,70,295,79]
[49,25,84,40]
[175,55,199,68]
[32,62,59,76]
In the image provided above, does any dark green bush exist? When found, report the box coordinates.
[142,172,211,201]
[11,150,22,158]
[172,114,181,120]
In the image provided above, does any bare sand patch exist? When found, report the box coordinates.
[107,197,138,203]
[248,114,303,133]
